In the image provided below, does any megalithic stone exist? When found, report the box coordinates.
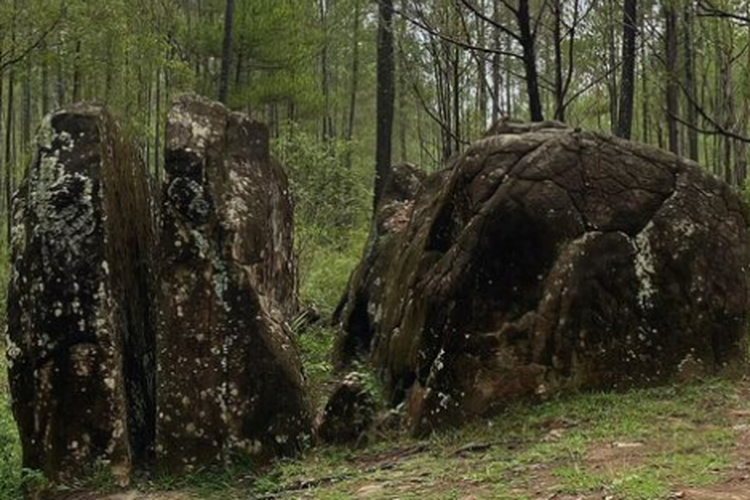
[156,94,310,473]
[5,104,156,484]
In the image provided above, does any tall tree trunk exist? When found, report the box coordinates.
[155,67,162,180]
[606,0,618,133]
[491,0,502,122]
[72,40,82,102]
[476,0,488,127]
[615,0,637,139]
[665,5,680,156]
[41,52,50,115]
[683,1,699,161]
[452,45,461,154]
[56,44,65,107]
[319,0,333,141]
[218,0,235,104]
[552,0,565,121]
[345,0,361,164]
[517,0,543,121]
[22,59,32,149]
[5,70,15,242]
[399,51,408,162]
[374,0,395,209]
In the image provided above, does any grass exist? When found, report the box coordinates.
[296,225,368,316]
[210,377,745,500]
[0,348,23,500]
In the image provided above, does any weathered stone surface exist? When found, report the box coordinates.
[333,163,426,365]
[315,373,376,445]
[6,104,156,483]
[336,122,750,435]
[156,94,310,472]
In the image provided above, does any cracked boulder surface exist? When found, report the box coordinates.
[335,122,750,436]
[156,94,311,473]
[6,104,156,484]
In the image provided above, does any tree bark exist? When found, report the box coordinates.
[552,0,564,121]
[374,0,395,209]
[517,0,543,121]
[683,1,699,161]
[615,0,637,139]
[491,0,502,122]
[665,5,680,156]
[346,0,361,149]
[218,0,235,104]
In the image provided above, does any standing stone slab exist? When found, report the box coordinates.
[157,95,310,472]
[6,104,156,483]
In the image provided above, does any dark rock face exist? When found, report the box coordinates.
[6,104,156,483]
[333,163,426,365]
[336,122,750,435]
[315,373,376,445]
[156,95,310,472]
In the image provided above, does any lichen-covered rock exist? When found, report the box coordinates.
[6,104,156,483]
[315,373,377,445]
[336,121,750,435]
[156,94,310,472]
[333,163,426,366]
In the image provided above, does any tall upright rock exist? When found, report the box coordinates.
[6,104,156,483]
[156,95,310,472]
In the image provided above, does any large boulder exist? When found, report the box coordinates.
[6,104,156,483]
[156,95,310,472]
[336,121,750,435]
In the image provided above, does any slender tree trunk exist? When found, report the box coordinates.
[155,67,162,180]
[665,5,680,156]
[319,0,333,141]
[683,1,699,161]
[218,0,235,104]
[491,0,502,122]
[552,0,565,121]
[56,44,65,107]
[615,0,637,139]
[72,40,82,102]
[374,0,395,209]
[452,45,460,154]
[345,0,361,166]
[5,70,15,242]
[22,59,31,149]
[399,54,408,162]
[606,0,618,133]
[517,0,543,121]
[41,52,50,115]
[476,0,488,127]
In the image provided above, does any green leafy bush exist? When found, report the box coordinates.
[274,125,370,313]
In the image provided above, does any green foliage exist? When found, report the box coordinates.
[0,352,23,500]
[296,324,335,404]
[274,126,370,313]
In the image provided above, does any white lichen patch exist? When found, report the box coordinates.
[632,222,657,309]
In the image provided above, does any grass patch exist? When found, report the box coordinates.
[238,379,744,500]
[297,225,367,316]
[0,349,23,500]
